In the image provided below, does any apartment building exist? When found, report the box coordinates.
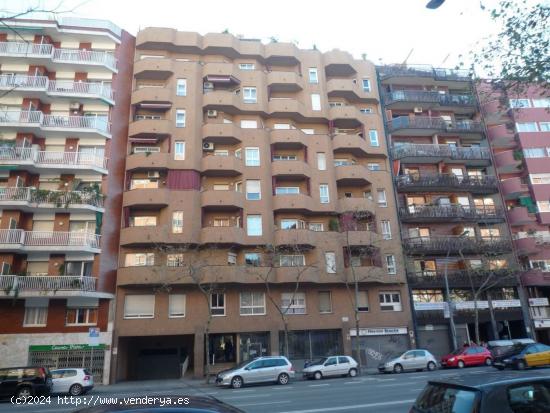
[378,65,528,356]
[0,18,134,383]
[114,28,412,380]
[481,82,550,344]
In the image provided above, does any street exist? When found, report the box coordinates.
[2,366,550,413]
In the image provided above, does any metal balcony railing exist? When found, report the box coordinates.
[385,91,476,106]
[414,299,521,312]
[402,236,512,255]
[407,269,518,288]
[395,173,499,192]
[387,116,483,133]
[0,229,100,249]
[0,187,104,208]
[399,205,504,221]
[378,64,471,82]
[0,111,111,134]
[0,275,97,293]
[391,144,490,161]
[0,41,53,56]
[0,147,108,170]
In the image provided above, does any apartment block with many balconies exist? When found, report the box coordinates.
[378,65,528,356]
[480,82,550,343]
[0,17,134,383]
[114,28,412,380]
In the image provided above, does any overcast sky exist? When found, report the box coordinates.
[0,0,536,67]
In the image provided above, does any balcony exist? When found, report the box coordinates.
[131,87,172,110]
[414,300,521,312]
[201,154,243,176]
[387,116,483,136]
[378,65,470,84]
[201,190,244,210]
[265,42,300,66]
[270,129,307,149]
[119,226,167,246]
[272,193,315,213]
[399,205,504,223]
[328,106,362,129]
[0,147,108,174]
[323,50,357,76]
[0,187,104,213]
[337,197,376,214]
[514,236,541,256]
[395,174,499,194]
[125,152,170,171]
[344,230,378,246]
[202,62,241,85]
[335,164,370,185]
[0,42,117,72]
[271,160,311,179]
[128,119,172,139]
[494,150,523,174]
[0,229,100,253]
[508,206,536,226]
[407,269,518,289]
[123,188,170,208]
[522,269,550,287]
[501,177,529,200]
[0,275,110,299]
[0,75,114,104]
[391,144,491,166]
[203,123,242,145]
[403,236,512,255]
[203,90,246,114]
[134,58,174,80]
[384,91,476,112]
[273,229,316,248]
[201,226,245,245]
[326,78,377,102]
[487,124,516,149]
[332,133,371,157]
[0,111,111,139]
[267,71,304,92]
[268,98,306,118]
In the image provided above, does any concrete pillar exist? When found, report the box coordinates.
[194,328,205,379]
[270,329,280,356]
[342,320,352,355]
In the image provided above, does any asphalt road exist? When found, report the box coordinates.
[1,366,550,413]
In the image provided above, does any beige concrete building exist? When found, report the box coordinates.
[114,28,413,380]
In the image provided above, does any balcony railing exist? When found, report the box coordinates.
[399,205,504,222]
[378,64,471,82]
[395,174,499,193]
[0,275,97,294]
[0,187,104,209]
[387,116,483,133]
[414,299,521,311]
[407,269,518,288]
[385,91,476,106]
[0,42,117,71]
[391,144,491,161]
[0,75,113,101]
[0,229,100,249]
[0,111,111,135]
[0,147,108,170]
[403,236,512,255]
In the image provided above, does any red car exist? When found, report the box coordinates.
[441,346,493,368]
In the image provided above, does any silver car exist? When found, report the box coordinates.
[303,355,358,380]
[50,368,93,395]
[378,349,438,374]
[215,356,295,389]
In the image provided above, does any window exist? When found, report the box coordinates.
[176,79,187,96]
[210,293,225,316]
[281,292,306,314]
[279,255,305,267]
[350,256,362,267]
[362,79,371,92]
[239,63,255,70]
[168,294,186,318]
[175,109,186,127]
[130,179,158,189]
[509,98,530,108]
[319,184,329,203]
[533,98,550,108]
[325,252,336,273]
[245,253,261,266]
[317,152,326,170]
[281,219,306,229]
[381,220,392,240]
[369,130,379,146]
[480,228,500,238]
[213,184,230,191]
[516,122,538,132]
[235,181,243,192]
[66,307,98,326]
[125,253,155,267]
[507,382,550,413]
[227,252,237,265]
[311,94,321,111]
[531,173,550,184]
[379,292,402,311]
[214,149,229,156]
[124,295,155,319]
[174,141,185,160]
[377,189,387,207]
[360,108,373,114]
[538,201,550,212]
[540,122,550,132]
[23,307,48,326]
[318,291,332,313]
[240,292,265,315]
[130,216,157,227]
[308,68,318,84]
[309,223,324,231]
[386,255,396,275]
[357,291,369,312]
[243,87,257,103]
[275,187,300,195]
[368,163,381,171]
[245,147,260,166]
[167,254,184,267]
[524,148,548,158]
[246,180,261,200]
[246,215,262,236]
[272,154,297,161]
[240,120,257,128]
[172,211,183,233]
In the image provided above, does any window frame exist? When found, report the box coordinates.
[245,147,260,166]
[168,294,186,318]
[176,78,187,96]
[318,291,332,314]
[174,141,185,160]
[319,184,330,204]
[124,294,155,319]
[239,292,266,316]
[210,293,226,316]
[281,292,306,315]
[308,68,319,84]
[175,109,186,128]
[246,215,263,236]
[23,307,48,327]
[243,87,257,104]
[172,211,183,234]
[245,179,261,200]
[368,130,379,147]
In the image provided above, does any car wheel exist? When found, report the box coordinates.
[516,360,527,370]
[313,371,322,380]
[457,360,465,369]
[231,376,243,389]
[69,384,83,396]
[427,361,436,371]
[485,358,493,366]
[278,373,290,385]
[393,364,403,374]
[16,386,33,398]
[348,368,357,377]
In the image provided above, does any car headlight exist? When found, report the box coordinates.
[385,362,393,367]
[503,358,511,363]
[449,357,455,362]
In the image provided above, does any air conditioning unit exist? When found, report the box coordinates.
[203,142,214,151]
[147,171,160,178]
[69,102,80,110]
[207,110,218,118]
[413,107,423,113]
[203,82,214,89]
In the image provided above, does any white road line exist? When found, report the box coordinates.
[230,389,255,393]
[344,381,363,384]
[308,383,330,387]
[236,400,292,407]
[413,375,429,378]
[221,394,270,400]
[278,399,417,413]
[272,386,294,390]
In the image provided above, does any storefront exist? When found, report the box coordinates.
[350,327,410,367]
[279,329,343,368]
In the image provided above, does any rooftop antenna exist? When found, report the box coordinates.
[402,48,414,66]
[440,54,450,66]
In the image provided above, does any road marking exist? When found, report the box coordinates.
[278,399,417,413]
[308,383,330,387]
[236,400,292,407]
[413,375,429,378]
[374,378,396,382]
[221,394,271,400]
[344,381,363,384]
[231,389,255,393]
[272,386,294,390]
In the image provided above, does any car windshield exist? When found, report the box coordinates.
[450,348,465,355]
[308,358,328,366]
[415,384,479,413]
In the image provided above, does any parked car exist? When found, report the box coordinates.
[493,343,550,370]
[302,356,358,380]
[0,366,52,399]
[215,356,295,389]
[50,368,93,396]
[411,374,550,413]
[488,338,536,359]
[378,349,438,373]
[441,346,493,368]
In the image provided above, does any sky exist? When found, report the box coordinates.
[0,0,535,67]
